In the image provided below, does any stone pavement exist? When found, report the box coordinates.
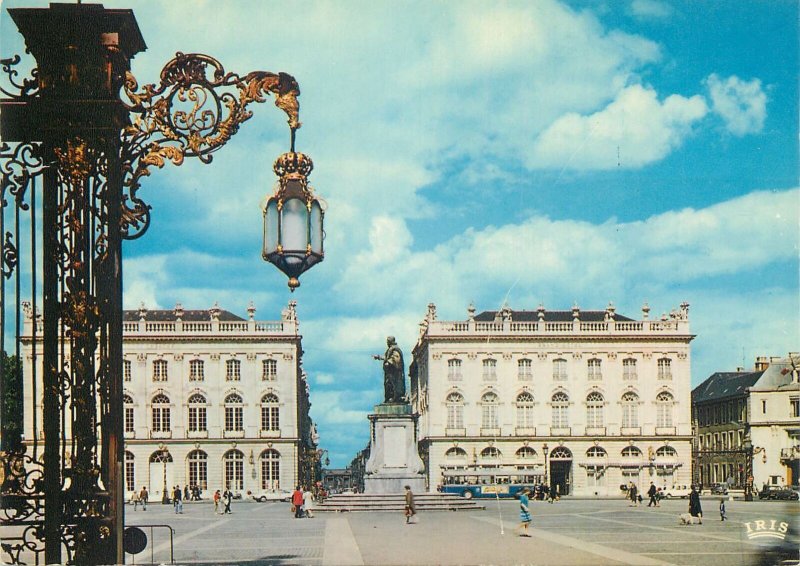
[124,497,799,565]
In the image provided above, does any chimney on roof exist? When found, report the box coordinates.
[736,367,744,372]
[754,356,769,372]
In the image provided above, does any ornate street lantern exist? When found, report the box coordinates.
[263,139,325,291]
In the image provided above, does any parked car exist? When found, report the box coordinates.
[661,485,692,498]
[757,485,799,500]
[709,483,729,495]
[249,489,292,502]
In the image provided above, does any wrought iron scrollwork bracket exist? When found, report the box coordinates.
[120,52,301,240]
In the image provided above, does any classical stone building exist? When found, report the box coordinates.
[21,301,316,502]
[410,302,694,496]
[747,355,799,488]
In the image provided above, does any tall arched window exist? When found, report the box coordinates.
[516,392,535,429]
[188,393,207,432]
[446,393,464,429]
[224,393,244,432]
[481,392,499,429]
[586,392,604,428]
[261,394,280,432]
[226,359,241,381]
[123,394,135,434]
[656,392,674,427]
[260,449,281,490]
[621,392,639,428]
[223,449,244,491]
[187,449,208,490]
[124,451,135,492]
[151,393,170,432]
[551,392,569,428]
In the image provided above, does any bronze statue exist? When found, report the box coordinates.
[373,336,406,403]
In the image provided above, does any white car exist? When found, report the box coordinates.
[661,485,692,498]
[250,489,292,502]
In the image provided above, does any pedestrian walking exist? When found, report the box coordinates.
[628,483,639,507]
[139,486,148,511]
[719,498,726,521]
[404,485,417,524]
[213,489,221,514]
[132,490,140,511]
[292,486,304,518]
[688,485,703,523]
[647,482,658,507]
[515,488,532,537]
[223,488,233,514]
[173,485,183,514]
[302,486,314,518]
[184,485,190,502]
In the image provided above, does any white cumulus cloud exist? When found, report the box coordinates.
[630,0,673,19]
[706,74,768,136]
[528,84,708,170]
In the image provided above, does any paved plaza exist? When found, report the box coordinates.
[121,497,799,566]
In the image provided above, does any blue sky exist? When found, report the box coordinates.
[2,0,797,467]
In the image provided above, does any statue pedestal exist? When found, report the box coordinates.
[363,403,426,494]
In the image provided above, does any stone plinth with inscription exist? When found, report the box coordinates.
[363,403,426,494]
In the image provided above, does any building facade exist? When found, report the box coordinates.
[21,301,316,502]
[692,354,800,491]
[410,302,694,496]
[691,365,765,489]
[748,355,800,488]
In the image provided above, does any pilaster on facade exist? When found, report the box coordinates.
[412,302,695,496]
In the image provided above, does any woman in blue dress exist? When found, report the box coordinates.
[516,488,532,537]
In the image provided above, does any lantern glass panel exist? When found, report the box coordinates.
[281,197,309,253]
[310,200,323,255]
[264,200,279,254]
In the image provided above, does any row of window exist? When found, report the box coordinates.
[700,430,743,451]
[447,357,673,381]
[124,393,280,434]
[694,399,746,427]
[443,444,678,460]
[124,358,278,382]
[444,391,675,430]
[125,448,283,492]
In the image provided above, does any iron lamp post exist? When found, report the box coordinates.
[160,447,170,505]
[0,4,321,564]
[543,443,549,491]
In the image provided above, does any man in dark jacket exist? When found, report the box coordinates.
[647,482,659,507]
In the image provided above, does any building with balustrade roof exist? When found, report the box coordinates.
[21,300,316,502]
[410,301,694,496]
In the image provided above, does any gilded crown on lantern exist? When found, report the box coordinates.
[273,151,313,179]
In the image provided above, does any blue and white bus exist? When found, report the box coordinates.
[440,468,542,499]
